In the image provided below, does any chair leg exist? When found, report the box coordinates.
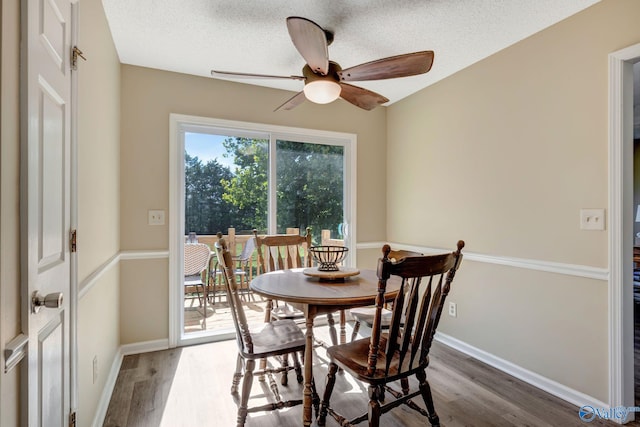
[231,354,243,395]
[351,321,361,342]
[258,299,274,382]
[292,351,303,383]
[367,384,383,427]
[264,298,273,323]
[237,358,255,427]
[327,312,338,346]
[318,362,339,426]
[416,369,440,427]
[237,273,247,301]
[258,358,267,382]
[339,310,346,344]
[208,266,217,304]
[401,377,410,395]
[280,353,290,386]
[311,376,320,418]
[194,285,203,308]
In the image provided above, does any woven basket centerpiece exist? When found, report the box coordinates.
[309,246,348,271]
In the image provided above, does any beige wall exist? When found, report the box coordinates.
[119,65,387,250]
[120,258,168,344]
[387,0,640,402]
[77,267,120,426]
[1,0,23,424]
[77,0,121,282]
[118,65,388,342]
[76,0,121,425]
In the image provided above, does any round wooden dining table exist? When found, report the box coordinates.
[250,268,401,427]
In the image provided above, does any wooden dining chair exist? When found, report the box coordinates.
[253,228,312,322]
[253,227,347,347]
[349,248,424,341]
[318,241,465,427]
[215,235,306,427]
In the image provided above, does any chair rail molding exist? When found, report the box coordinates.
[78,250,170,300]
[357,242,608,281]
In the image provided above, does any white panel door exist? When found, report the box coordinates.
[22,0,73,425]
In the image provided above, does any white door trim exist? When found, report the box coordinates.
[69,0,79,417]
[608,42,640,416]
[168,113,357,348]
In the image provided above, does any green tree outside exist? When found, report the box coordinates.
[185,136,345,244]
[184,153,235,235]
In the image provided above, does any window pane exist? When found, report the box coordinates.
[276,139,344,244]
[184,132,268,236]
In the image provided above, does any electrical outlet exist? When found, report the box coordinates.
[92,356,98,384]
[580,209,605,230]
[148,209,165,225]
[448,302,457,317]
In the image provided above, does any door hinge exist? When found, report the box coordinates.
[69,411,76,427]
[71,46,86,70]
[70,229,77,253]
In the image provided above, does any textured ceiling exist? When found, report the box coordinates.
[102,0,600,107]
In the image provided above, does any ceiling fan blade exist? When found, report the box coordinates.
[338,83,389,110]
[274,91,307,112]
[286,17,329,75]
[338,51,434,82]
[211,70,306,81]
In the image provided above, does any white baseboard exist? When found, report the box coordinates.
[434,332,609,411]
[121,338,170,356]
[91,347,123,427]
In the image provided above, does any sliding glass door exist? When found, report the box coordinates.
[173,116,356,344]
[184,132,269,237]
[274,139,345,243]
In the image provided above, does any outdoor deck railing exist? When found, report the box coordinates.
[185,228,345,303]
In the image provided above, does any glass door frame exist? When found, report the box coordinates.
[169,114,357,347]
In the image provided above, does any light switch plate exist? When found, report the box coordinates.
[148,209,165,225]
[580,209,605,230]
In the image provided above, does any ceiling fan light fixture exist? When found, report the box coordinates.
[303,80,341,104]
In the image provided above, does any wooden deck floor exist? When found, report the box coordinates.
[183,290,268,334]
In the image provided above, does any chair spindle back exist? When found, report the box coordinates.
[253,228,312,274]
[368,241,465,377]
[215,234,253,354]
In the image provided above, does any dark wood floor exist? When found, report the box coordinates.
[103,324,640,427]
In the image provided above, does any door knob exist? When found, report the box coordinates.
[31,291,63,313]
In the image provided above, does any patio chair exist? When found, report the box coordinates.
[215,236,305,427]
[318,241,465,427]
[184,243,212,308]
[233,236,256,300]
